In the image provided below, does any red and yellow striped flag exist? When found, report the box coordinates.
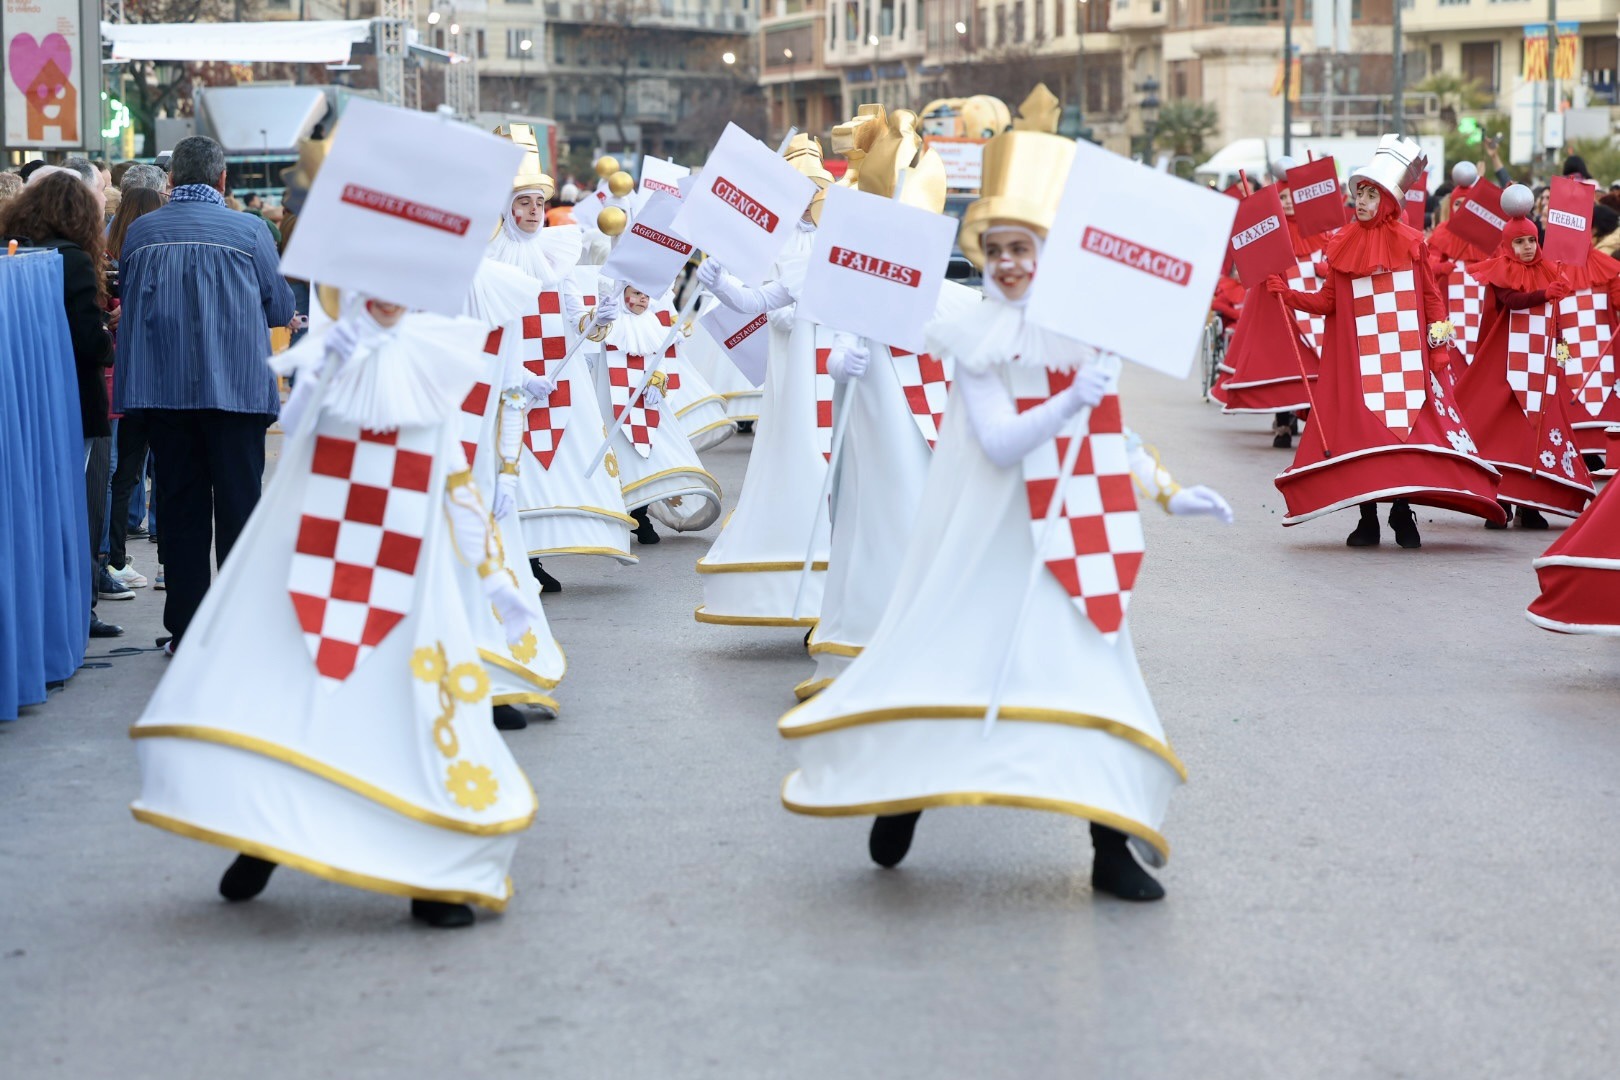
[1554,25,1578,81]
[1524,27,1549,81]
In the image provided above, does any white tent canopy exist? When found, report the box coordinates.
[101,20,373,64]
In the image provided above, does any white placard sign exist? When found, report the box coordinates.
[1027,140,1238,379]
[701,302,771,387]
[668,122,817,285]
[601,191,695,299]
[280,98,522,316]
[640,156,690,199]
[797,184,957,353]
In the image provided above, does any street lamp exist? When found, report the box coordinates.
[868,33,881,109]
[1137,75,1161,163]
[722,50,736,65]
[512,36,531,113]
[427,10,439,24]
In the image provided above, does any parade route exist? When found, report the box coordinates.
[4,364,1616,1079]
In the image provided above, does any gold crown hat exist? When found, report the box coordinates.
[1348,134,1427,206]
[279,128,332,216]
[958,84,1076,268]
[832,103,888,188]
[496,123,556,199]
[859,108,948,214]
[783,133,835,223]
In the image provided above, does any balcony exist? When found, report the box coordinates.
[542,0,756,32]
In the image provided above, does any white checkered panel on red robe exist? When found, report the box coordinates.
[605,345,680,458]
[1284,256,1327,354]
[517,290,574,470]
[888,347,951,450]
[1351,270,1427,439]
[1506,305,1560,417]
[1009,366,1144,642]
[1446,266,1486,364]
[457,329,500,465]
[1557,290,1616,416]
[287,422,437,684]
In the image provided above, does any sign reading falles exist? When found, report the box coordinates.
[600,191,695,299]
[1028,139,1238,378]
[797,184,957,352]
[668,122,818,285]
[280,98,523,316]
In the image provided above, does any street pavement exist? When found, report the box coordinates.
[3,364,1617,1079]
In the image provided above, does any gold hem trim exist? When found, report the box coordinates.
[778,704,1187,781]
[684,417,739,439]
[491,692,560,711]
[478,648,563,691]
[719,390,763,401]
[526,545,637,561]
[130,808,514,911]
[793,677,833,701]
[777,777,1171,862]
[129,725,538,835]
[695,559,829,574]
[807,639,861,658]
[674,394,725,419]
[693,606,819,627]
[620,467,722,498]
[528,505,638,526]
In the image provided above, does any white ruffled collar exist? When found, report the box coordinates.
[607,307,672,354]
[486,222,583,287]
[926,291,1103,374]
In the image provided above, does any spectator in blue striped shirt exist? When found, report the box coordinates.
[113,135,297,650]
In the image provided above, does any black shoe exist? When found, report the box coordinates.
[1346,506,1380,547]
[89,616,124,638]
[530,559,562,593]
[1388,501,1421,549]
[1272,431,1293,449]
[1516,506,1549,530]
[219,855,276,901]
[492,704,528,731]
[129,526,150,539]
[411,899,475,928]
[1583,452,1605,474]
[1485,500,1511,529]
[736,420,755,435]
[869,811,921,868]
[631,507,660,545]
[1090,824,1165,902]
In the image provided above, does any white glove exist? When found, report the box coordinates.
[1061,365,1112,413]
[486,577,542,647]
[491,471,518,522]
[640,383,664,408]
[827,336,870,382]
[696,258,725,291]
[323,317,363,364]
[523,374,556,402]
[1168,485,1234,524]
[591,292,621,328]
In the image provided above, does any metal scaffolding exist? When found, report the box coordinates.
[376,0,416,109]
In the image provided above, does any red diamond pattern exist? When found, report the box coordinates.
[1351,269,1427,438]
[606,344,681,458]
[1506,305,1560,417]
[1557,289,1616,416]
[1283,256,1327,353]
[1445,266,1486,364]
[889,347,951,450]
[520,289,575,470]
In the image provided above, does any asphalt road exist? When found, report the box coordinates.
[3,364,1616,1079]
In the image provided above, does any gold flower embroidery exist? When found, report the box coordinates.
[447,662,489,704]
[410,645,446,684]
[509,629,538,664]
[604,450,620,479]
[445,760,499,811]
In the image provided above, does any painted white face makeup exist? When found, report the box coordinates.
[512,193,545,233]
[984,230,1038,302]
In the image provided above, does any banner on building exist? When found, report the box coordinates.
[1554,21,1579,81]
[4,0,89,149]
[1524,26,1550,81]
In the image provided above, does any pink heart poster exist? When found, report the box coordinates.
[4,5,82,149]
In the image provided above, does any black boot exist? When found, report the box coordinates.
[411,899,475,928]
[1388,499,1421,549]
[736,420,755,435]
[1485,500,1511,529]
[1346,503,1380,547]
[1090,824,1165,902]
[630,506,660,545]
[1272,411,1294,449]
[492,704,528,731]
[529,558,561,593]
[219,855,276,901]
[1516,506,1549,529]
[868,811,922,868]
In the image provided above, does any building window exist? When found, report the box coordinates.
[476,28,488,59]
[1585,34,1617,103]
[506,29,536,58]
[1460,40,1498,92]
[995,6,1006,44]
[1056,0,1065,36]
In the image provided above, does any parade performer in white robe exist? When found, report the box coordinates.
[484,130,637,577]
[586,281,723,541]
[653,297,738,453]
[132,296,542,929]
[693,134,835,626]
[778,124,1233,901]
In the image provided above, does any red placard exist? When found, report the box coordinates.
[1220,181,1244,275]
[1447,179,1506,253]
[1228,186,1297,286]
[1285,156,1344,235]
[1404,171,1428,230]
[1544,174,1594,265]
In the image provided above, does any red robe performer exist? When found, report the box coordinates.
[1525,472,1620,634]
[1556,244,1620,463]
[1454,190,1596,528]
[1426,164,1492,364]
[1267,136,1505,548]
[1221,162,1338,447]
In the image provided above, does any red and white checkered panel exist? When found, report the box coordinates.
[1446,266,1486,364]
[287,423,436,684]
[1557,290,1616,416]
[889,347,951,450]
[814,340,835,462]
[1284,256,1327,354]
[1010,368,1143,642]
[457,328,503,465]
[1506,306,1560,417]
[1351,270,1427,439]
[519,290,574,470]
[606,345,680,458]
